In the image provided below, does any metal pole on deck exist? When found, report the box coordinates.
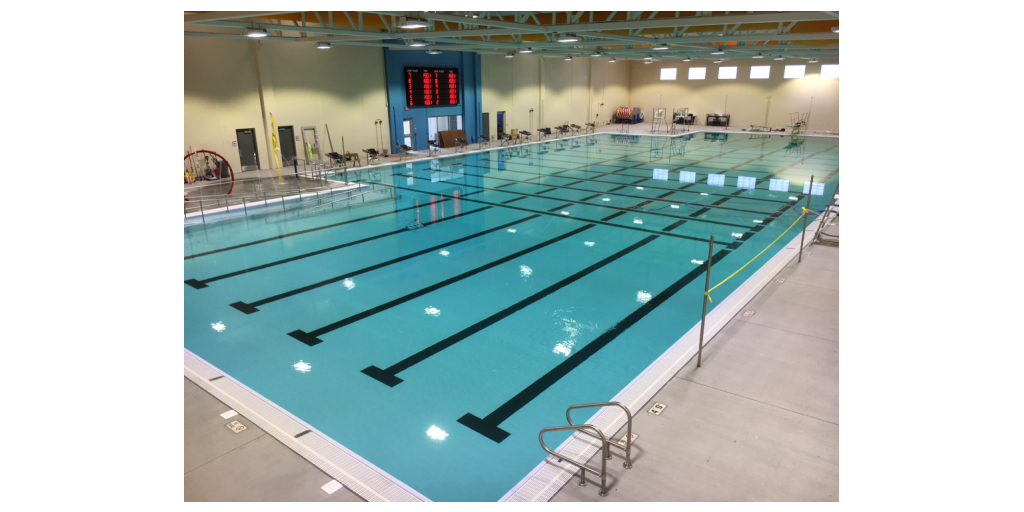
[697,234,714,368]
[800,175,814,263]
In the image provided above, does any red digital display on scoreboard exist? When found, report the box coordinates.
[405,67,459,107]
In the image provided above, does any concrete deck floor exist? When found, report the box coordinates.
[183,139,839,502]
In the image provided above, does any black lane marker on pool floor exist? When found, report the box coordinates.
[534,188,558,195]
[185,207,491,290]
[501,196,527,204]
[361,235,659,387]
[229,214,540,314]
[662,219,688,232]
[546,203,575,212]
[457,246,732,443]
[184,192,479,261]
[289,224,597,347]
[370,183,733,246]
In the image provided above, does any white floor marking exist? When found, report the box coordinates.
[322,480,344,494]
[220,410,238,419]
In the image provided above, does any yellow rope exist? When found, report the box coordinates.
[705,208,810,303]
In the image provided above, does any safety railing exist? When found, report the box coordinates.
[539,401,635,497]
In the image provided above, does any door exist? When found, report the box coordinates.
[402,119,413,148]
[481,113,490,140]
[278,126,296,163]
[301,126,320,162]
[236,128,260,171]
[497,111,505,135]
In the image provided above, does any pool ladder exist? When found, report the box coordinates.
[538,402,634,497]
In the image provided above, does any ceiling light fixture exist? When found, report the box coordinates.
[564,55,573,61]
[643,60,654,64]
[518,47,533,53]
[316,42,331,49]
[654,43,670,50]
[832,27,839,33]
[399,17,428,29]
[426,48,443,55]
[591,49,603,57]
[714,59,723,63]
[557,34,580,43]
[753,52,763,59]
[408,40,428,47]
[809,58,818,63]
[643,54,654,60]
[505,52,515,58]
[682,56,691,62]
[712,48,725,55]
[246,28,268,38]
[608,57,616,63]
[774,55,784,60]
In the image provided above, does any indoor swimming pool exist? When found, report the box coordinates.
[184,132,839,501]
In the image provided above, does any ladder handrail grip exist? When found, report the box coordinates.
[539,424,609,495]
[565,402,634,468]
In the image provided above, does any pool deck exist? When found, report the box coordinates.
[184,220,840,502]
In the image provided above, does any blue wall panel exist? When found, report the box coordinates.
[383,48,482,153]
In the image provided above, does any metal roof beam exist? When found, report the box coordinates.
[183,11,298,23]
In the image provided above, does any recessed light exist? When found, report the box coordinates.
[518,47,533,53]
[246,28,267,38]
[399,17,428,29]
[557,34,580,43]
[408,40,428,47]
[316,42,331,49]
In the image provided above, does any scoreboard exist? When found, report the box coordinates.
[405,67,459,107]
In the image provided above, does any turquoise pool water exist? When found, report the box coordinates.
[184,132,839,501]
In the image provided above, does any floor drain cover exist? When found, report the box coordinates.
[776,278,785,284]
[649,403,666,415]
[226,420,247,434]
[742,310,756,317]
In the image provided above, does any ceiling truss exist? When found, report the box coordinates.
[184,11,839,61]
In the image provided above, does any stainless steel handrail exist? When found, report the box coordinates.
[539,425,611,497]
[184,181,372,223]
[566,402,634,469]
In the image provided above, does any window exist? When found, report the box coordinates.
[660,68,677,80]
[820,64,840,79]
[688,67,706,80]
[784,65,806,79]
[718,66,738,79]
[750,65,771,79]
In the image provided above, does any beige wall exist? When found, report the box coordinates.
[480,54,633,136]
[627,58,839,131]
[185,37,390,174]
